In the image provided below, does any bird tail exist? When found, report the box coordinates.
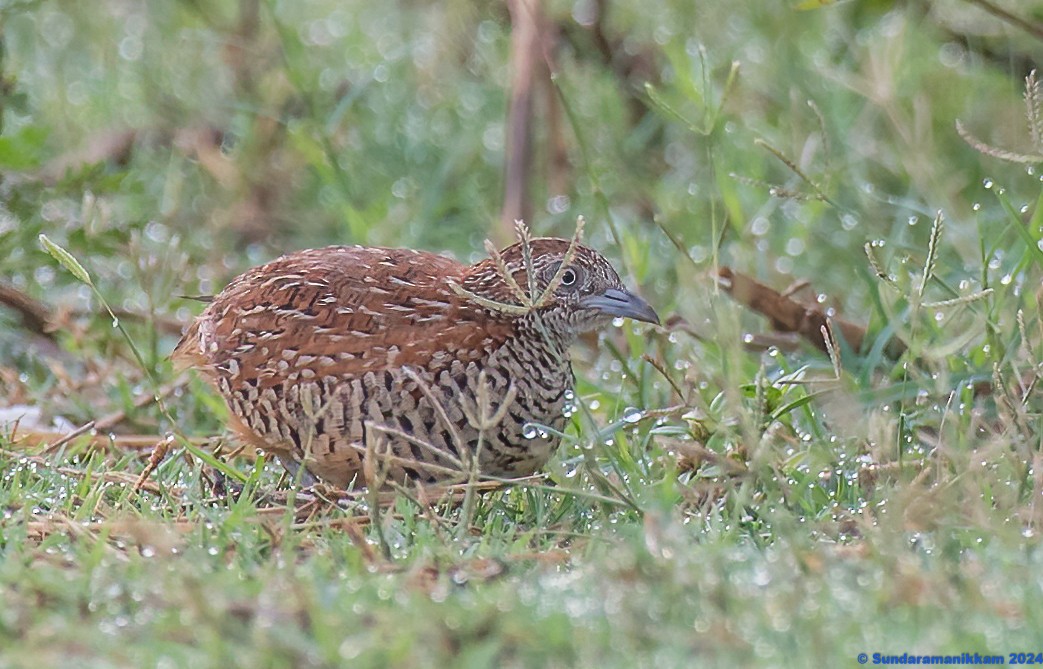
[170,295,214,371]
[170,327,202,372]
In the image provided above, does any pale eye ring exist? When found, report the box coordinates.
[560,268,578,286]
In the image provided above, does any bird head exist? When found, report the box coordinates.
[460,238,659,336]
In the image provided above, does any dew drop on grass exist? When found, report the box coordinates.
[522,423,538,439]
[907,215,918,226]
[111,317,120,328]
[982,178,994,189]
[972,202,981,211]
[622,407,643,423]
[562,389,577,418]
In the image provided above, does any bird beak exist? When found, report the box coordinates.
[580,288,660,325]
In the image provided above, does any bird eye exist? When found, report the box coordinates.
[560,268,578,286]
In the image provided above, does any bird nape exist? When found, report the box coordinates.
[172,237,658,488]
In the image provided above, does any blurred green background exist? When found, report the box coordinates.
[1,0,1042,666]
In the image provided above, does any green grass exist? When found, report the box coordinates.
[2,0,1043,666]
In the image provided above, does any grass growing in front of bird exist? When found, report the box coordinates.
[2,1,1043,666]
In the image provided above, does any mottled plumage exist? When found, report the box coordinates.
[172,238,658,487]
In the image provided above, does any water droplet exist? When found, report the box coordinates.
[111,318,120,328]
[622,407,643,424]
[561,389,576,418]
[522,424,538,439]
[546,194,571,214]
[907,215,918,226]
[982,178,994,189]
[972,202,981,211]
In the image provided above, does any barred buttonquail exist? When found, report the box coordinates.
[172,238,659,487]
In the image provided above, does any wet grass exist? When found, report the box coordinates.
[1,0,1043,666]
